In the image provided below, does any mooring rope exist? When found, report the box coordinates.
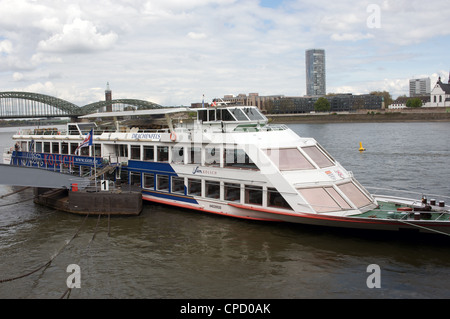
[397,219,450,237]
[0,196,36,208]
[0,187,30,199]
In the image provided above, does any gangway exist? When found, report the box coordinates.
[0,164,90,189]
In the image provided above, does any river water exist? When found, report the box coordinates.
[0,122,449,300]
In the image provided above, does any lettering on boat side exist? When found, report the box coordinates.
[131,133,161,141]
[366,264,381,289]
[180,303,270,316]
[192,166,217,175]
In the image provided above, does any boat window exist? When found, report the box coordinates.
[70,143,78,155]
[143,173,154,189]
[205,180,220,199]
[61,142,69,155]
[116,144,128,157]
[225,148,258,169]
[189,147,202,164]
[302,145,334,168]
[268,188,292,210]
[220,109,235,122]
[156,175,169,191]
[172,176,185,194]
[20,141,27,151]
[80,146,89,156]
[245,185,263,206]
[198,109,207,122]
[157,146,169,162]
[244,108,265,121]
[187,178,202,196]
[205,147,220,166]
[144,145,155,161]
[225,183,240,202]
[264,148,314,171]
[172,146,184,164]
[337,182,372,209]
[94,144,101,157]
[52,142,59,154]
[129,172,141,187]
[68,124,79,135]
[208,109,216,121]
[130,145,141,160]
[35,142,42,153]
[229,108,249,121]
[44,142,50,153]
[298,186,353,213]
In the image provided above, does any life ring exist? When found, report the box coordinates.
[170,132,177,142]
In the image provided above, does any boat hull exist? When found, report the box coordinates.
[142,193,450,235]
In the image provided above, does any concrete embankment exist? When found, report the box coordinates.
[267,111,450,124]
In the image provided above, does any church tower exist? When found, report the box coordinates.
[105,82,112,112]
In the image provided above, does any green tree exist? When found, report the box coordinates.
[406,98,422,108]
[314,97,331,112]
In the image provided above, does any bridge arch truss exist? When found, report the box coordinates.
[0,92,162,119]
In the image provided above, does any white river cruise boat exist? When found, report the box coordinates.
[3,106,450,235]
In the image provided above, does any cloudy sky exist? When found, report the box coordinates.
[1,0,449,107]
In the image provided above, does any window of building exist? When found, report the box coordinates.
[245,185,262,205]
[268,188,292,210]
[265,148,314,171]
[187,178,202,196]
[172,176,185,194]
[130,145,141,160]
[157,146,169,162]
[143,173,154,189]
[302,145,334,168]
[129,172,141,187]
[156,175,169,191]
[144,145,155,161]
[205,180,220,199]
[224,183,240,202]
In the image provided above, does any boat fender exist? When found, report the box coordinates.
[170,132,177,142]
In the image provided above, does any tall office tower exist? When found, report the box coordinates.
[409,78,430,97]
[305,49,326,96]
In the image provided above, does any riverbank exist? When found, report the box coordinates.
[268,111,450,124]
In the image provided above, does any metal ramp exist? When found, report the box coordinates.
[0,164,90,189]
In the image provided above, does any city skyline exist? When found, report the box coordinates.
[1,0,449,107]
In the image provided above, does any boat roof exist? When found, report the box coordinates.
[79,107,191,119]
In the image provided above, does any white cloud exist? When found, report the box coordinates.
[0,39,13,54]
[37,18,118,54]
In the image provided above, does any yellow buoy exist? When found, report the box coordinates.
[359,142,366,152]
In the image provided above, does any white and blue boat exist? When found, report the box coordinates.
[4,106,450,235]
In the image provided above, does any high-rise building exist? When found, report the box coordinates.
[305,49,326,96]
[409,78,430,97]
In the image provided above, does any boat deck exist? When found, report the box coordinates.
[356,200,450,221]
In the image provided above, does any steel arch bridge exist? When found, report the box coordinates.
[0,91,162,119]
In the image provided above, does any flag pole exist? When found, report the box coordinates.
[93,129,97,192]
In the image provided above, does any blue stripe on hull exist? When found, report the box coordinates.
[142,190,198,204]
